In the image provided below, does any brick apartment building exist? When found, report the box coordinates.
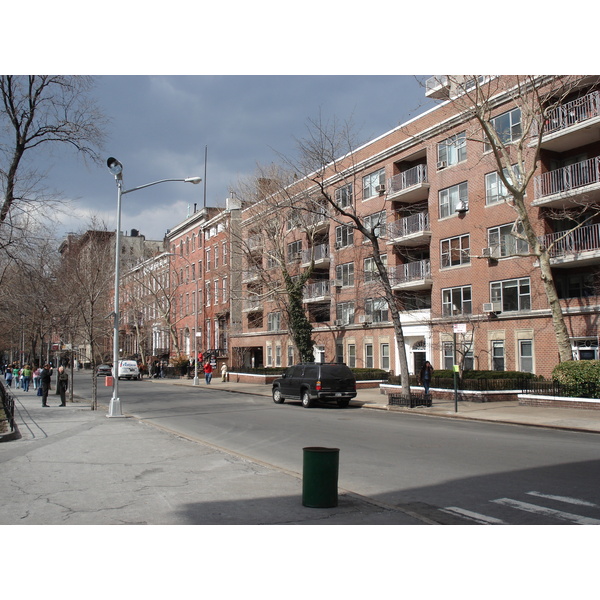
[119,75,599,380]
[227,75,600,378]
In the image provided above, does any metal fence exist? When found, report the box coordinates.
[0,380,16,433]
[521,380,600,399]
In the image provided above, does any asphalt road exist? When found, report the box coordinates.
[79,373,600,525]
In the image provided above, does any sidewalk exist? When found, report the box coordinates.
[0,386,426,525]
[2,378,599,526]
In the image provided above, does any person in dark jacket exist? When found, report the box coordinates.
[40,364,53,407]
[419,361,434,395]
[57,366,69,407]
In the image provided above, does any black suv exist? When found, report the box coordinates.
[272,363,357,408]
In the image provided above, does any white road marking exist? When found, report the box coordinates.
[526,491,597,508]
[441,507,506,525]
[492,498,600,525]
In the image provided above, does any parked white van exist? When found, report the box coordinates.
[116,360,140,380]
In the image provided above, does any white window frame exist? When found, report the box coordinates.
[442,286,472,316]
[335,262,355,287]
[362,168,386,200]
[437,131,466,166]
[488,223,529,257]
[440,234,470,268]
[490,277,531,312]
[484,108,522,151]
[439,182,468,219]
[335,183,353,208]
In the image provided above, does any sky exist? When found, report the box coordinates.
[42,75,437,241]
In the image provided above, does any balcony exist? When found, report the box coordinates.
[425,75,450,99]
[242,297,263,312]
[536,90,600,152]
[300,243,330,268]
[387,212,431,246]
[387,164,429,203]
[533,156,600,208]
[303,279,331,302]
[541,222,600,267]
[389,259,433,291]
[242,267,261,283]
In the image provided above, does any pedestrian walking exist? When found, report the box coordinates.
[220,363,228,382]
[21,364,32,392]
[204,361,213,384]
[419,361,434,395]
[40,363,53,407]
[57,366,69,406]
[13,365,21,389]
[4,367,13,388]
[33,366,41,390]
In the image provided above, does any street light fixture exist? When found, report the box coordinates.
[106,157,201,417]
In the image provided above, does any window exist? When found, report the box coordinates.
[437,131,466,166]
[336,301,355,325]
[443,342,455,370]
[222,278,228,304]
[287,345,294,366]
[364,255,386,283]
[519,340,533,373]
[442,286,472,316]
[441,234,470,268]
[365,298,389,322]
[492,340,505,371]
[191,263,196,280]
[205,248,211,271]
[275,345,282,367]
[491,278,531,312]
[439,182,468,218]
[362,168,386,199]
[381,343,390,370]
[335,224,354,248]
[214,280,219,304]
[485,165,523,205]
[336,343,344,364]
[485,108,522,151]
[364,210,386,237]
[557,272,595,299]
[488,223,528,257]
[335,183,353,208]
[335,262,355,287]
[365,344,374,368]
[267,312,281,332]
[222,241,228,264]
[214,245,219,268]
[287,240,302,261]
[348,344,356,368]
[266,344,272,367]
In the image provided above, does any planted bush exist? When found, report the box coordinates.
[552,361,600,386]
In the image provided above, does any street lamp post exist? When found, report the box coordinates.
[106,157,201,417]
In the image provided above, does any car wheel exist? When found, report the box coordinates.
[337,399,350,408]
[272,388,285,404]
[301,390,313,408]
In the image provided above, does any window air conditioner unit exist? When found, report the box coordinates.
[437,160,447,170]
[482,247,499,259]
[375,184,386,194]
[334,319,344,326]
[359,315,373,324]
[483,302,502,313]
[334,279,343,288]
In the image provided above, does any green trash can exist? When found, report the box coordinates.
[302,447,340,508]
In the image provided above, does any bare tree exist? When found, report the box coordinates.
[274,114,414,392]
[233,165,331,362]
[0,75,106,235]
[434,75,600,363]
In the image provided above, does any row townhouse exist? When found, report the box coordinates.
[228,75,600,378]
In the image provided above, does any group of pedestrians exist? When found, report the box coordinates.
[3,362,69,407]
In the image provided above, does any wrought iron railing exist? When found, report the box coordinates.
[388,164,428,194]
[0,380,16,433]
[541,222,600,258]
[387,212,430,240]
[542,90,600,135]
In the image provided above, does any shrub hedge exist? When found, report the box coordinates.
[552,360,600,386]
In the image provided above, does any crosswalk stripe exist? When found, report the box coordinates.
[441,507,506,525]
[526,491,597,508]
[492,498,600,525]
